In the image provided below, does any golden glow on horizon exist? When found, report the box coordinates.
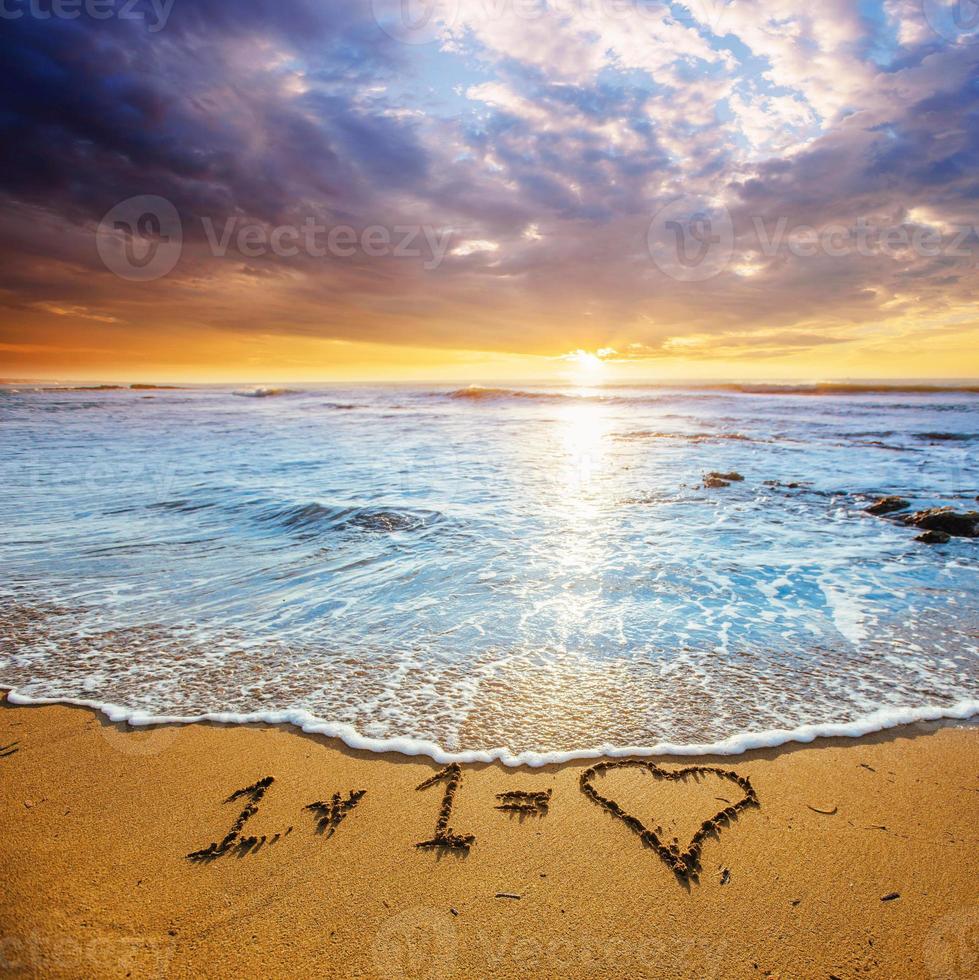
[2,318,978,384]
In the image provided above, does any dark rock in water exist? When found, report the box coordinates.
[706,471,744,482]
[764,480,803,489]
[914,432,971,442]
[916,530,951,544]
[903,508,979,538]
[866,496,909,516]
[704,471,743,488]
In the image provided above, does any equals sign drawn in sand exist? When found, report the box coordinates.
[495,789,552,815]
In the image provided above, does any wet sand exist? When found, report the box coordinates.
[0,693,976,979]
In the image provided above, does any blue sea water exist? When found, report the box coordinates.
[0,381,976,763]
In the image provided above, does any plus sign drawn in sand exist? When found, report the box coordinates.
[579,761,760,880]
[305,789,367,837]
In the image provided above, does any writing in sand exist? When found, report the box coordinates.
[186,761,760,881]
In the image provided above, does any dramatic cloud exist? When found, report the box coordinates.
[0,0,977,376]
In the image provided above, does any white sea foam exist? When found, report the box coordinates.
[4,688,977,767]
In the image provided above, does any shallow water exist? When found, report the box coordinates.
[1,382,976,762]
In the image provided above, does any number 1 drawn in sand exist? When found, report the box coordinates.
[186,775,290,861]
[415,763,476,851]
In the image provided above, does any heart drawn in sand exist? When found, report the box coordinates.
[579,760,760,879]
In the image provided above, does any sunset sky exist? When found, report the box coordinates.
[1,0,978,382]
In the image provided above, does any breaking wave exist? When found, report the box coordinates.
[444,382,979,406]
[232,387,302,398]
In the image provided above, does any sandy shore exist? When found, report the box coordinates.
[0,694,975,979]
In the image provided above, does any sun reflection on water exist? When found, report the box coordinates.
[540,395,620,647]
[558,393,610,495]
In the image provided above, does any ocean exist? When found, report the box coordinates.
[1,381,976,764]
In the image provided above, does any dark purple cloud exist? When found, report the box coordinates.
[0,0,978,366]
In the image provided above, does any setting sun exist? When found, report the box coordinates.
[565,349,606,378]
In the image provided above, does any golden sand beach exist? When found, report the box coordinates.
[0,693,975,979]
